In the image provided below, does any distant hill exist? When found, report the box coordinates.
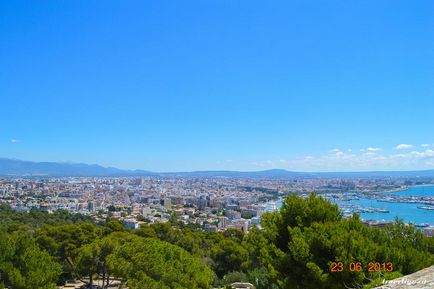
[308,170,434,178]
[0,158,153,177]
[1,158,434,178]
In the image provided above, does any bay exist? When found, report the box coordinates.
[272,186,434,226]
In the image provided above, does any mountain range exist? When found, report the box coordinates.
[1,158,434,178]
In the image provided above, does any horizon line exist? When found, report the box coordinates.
[1,157,434,175]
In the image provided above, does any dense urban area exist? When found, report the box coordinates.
[1,176,433,235]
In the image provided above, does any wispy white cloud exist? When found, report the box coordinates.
[408,149,434,159]
[366,147,382,152]
[10,139,18,144]
[329,148,341,153]
[421,144,431,148]
[395,144,413,150]
[250,148,434,171]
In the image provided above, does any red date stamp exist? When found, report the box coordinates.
[330,261,393,272]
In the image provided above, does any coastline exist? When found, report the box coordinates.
[412,184,434,188]
[376,184,434,195]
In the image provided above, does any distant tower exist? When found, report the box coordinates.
[87,201,95,212]
[218,216,228,228]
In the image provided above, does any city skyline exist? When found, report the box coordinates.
[2,1,434,171]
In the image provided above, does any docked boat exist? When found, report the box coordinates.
[417,206,434,211]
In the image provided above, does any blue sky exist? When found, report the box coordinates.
[1,0,434,172]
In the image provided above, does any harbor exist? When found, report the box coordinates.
[265,186,434,228]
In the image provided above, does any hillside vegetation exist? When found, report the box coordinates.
[0,194,433,289]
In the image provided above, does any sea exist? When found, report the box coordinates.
[271,185,434,226]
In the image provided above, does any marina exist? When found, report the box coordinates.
[267,186,434,227]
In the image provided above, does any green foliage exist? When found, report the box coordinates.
[0,231,61,289]
[211,239,249,277]
[257,194,434,289]
[246,267,278,289]
[107,235,214,289]
[36,222,100,261]
[223,228,244,242]
[104,219,125,234]
[75,242,101,285]
[0,194,433,289]
[213,271,247,287]
[241,212,254,219]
